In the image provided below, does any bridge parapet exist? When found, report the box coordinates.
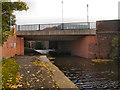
[17,29,96,36]
[17,22,96,31]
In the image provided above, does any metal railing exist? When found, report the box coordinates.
[17,22,96,31]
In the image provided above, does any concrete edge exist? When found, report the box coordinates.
[38,55,79,89]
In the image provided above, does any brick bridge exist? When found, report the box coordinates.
[1,20,119,59]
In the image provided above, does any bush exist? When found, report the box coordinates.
[110,33,120,60]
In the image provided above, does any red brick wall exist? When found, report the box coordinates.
[88,35,98,58]
[16,37,24,55]
[71,20,119,59]
[71,36,97,58]
[1,36,16,58]
[0,25,24,59]
[96,20,119,58]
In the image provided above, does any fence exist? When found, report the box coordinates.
[17,22,96,31]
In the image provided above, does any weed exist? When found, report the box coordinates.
[53,80,59,88]
[2,58,20,88]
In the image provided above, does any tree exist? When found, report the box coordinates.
[2,1,29,45]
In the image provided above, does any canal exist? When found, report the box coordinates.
[53,56,120,89]
[34,49,120,89]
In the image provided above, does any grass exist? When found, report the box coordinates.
[2,58,20,89]
[33,59,50,70]
[33,57,50,70]
[52,80,59,88]
[33,57,54,74]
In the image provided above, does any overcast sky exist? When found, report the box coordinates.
[13,0,120,24]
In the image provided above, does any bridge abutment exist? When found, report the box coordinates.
[71,36,97,58]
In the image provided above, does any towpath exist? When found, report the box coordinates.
[15,55,56,89]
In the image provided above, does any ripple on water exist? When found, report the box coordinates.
[54,57,119,89]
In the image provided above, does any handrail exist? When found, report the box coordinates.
[17,22,96,31]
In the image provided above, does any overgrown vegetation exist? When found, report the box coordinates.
[2,1,29,45]
[33,57,50,70]
[2,58,20,88]
[110,33,120,60]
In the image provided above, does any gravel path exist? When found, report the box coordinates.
[15,55,56,89]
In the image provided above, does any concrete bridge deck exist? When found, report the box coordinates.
[17,29,96,40]
[17,22,96,40]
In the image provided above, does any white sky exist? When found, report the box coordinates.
[13,0,120,24]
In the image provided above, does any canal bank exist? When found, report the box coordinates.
[15,55,78,89]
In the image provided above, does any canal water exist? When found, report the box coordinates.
[53,56,120,89]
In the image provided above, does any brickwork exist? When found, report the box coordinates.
[96,20,119,58]
[0,25,24,59]
[71,20,119,58]
[97,34,117,58]
[88,36,98,58]
[71,36,89,58]
[71,36,97,58]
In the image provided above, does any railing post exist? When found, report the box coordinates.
[88,22,90,29]
[39,24,40,30]
[62,23,64,30]
[18,25,20,31]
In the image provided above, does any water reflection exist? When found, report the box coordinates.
[53,56,120,89]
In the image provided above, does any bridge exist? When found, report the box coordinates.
[1,20,118,59]
[14,22,97,58]
[17,22,96,41]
